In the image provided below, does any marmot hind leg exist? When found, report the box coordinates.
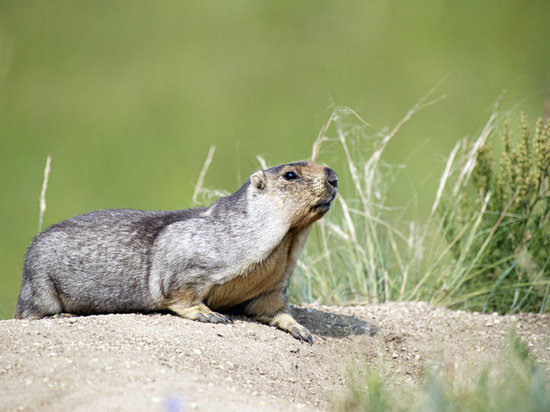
[244,289,313,344]
[14,293,63,320]
[165,289,232,324]
[14,276,64,320]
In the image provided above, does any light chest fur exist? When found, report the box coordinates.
[206,227,310,311]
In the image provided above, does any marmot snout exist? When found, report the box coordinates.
[15,161,338,343]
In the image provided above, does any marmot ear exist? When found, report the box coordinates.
[250,170,267,190]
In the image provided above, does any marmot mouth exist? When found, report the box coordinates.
[312,194,336,212]
[313,203,331,212]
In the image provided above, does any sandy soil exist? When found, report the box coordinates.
[1,302,548,411]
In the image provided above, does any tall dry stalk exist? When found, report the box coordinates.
[37,155,51,234]
[293,89,447,304]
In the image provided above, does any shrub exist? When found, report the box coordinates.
[436,113,550,313]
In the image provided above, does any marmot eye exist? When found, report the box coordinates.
[283,171,298,181]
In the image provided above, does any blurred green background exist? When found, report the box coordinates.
[1,0,549,318]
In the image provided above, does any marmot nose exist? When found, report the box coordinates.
[325,167,338,189]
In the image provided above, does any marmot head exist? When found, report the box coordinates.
[249,162,338,229]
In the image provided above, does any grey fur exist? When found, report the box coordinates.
[15,162,338,328]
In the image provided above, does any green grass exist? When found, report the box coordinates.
[333,332,550,412]
[287,95,549,314]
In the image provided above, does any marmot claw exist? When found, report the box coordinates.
[291,327,313,344]
[196,312,233,324]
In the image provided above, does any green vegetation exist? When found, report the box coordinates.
[290,101,550,314]
[436,113,550,313]
[335,333,550,412]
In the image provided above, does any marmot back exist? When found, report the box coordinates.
[15,161,338,343]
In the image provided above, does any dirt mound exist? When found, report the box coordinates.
[1,302,548,411]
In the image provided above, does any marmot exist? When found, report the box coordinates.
[15,161,338,343]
